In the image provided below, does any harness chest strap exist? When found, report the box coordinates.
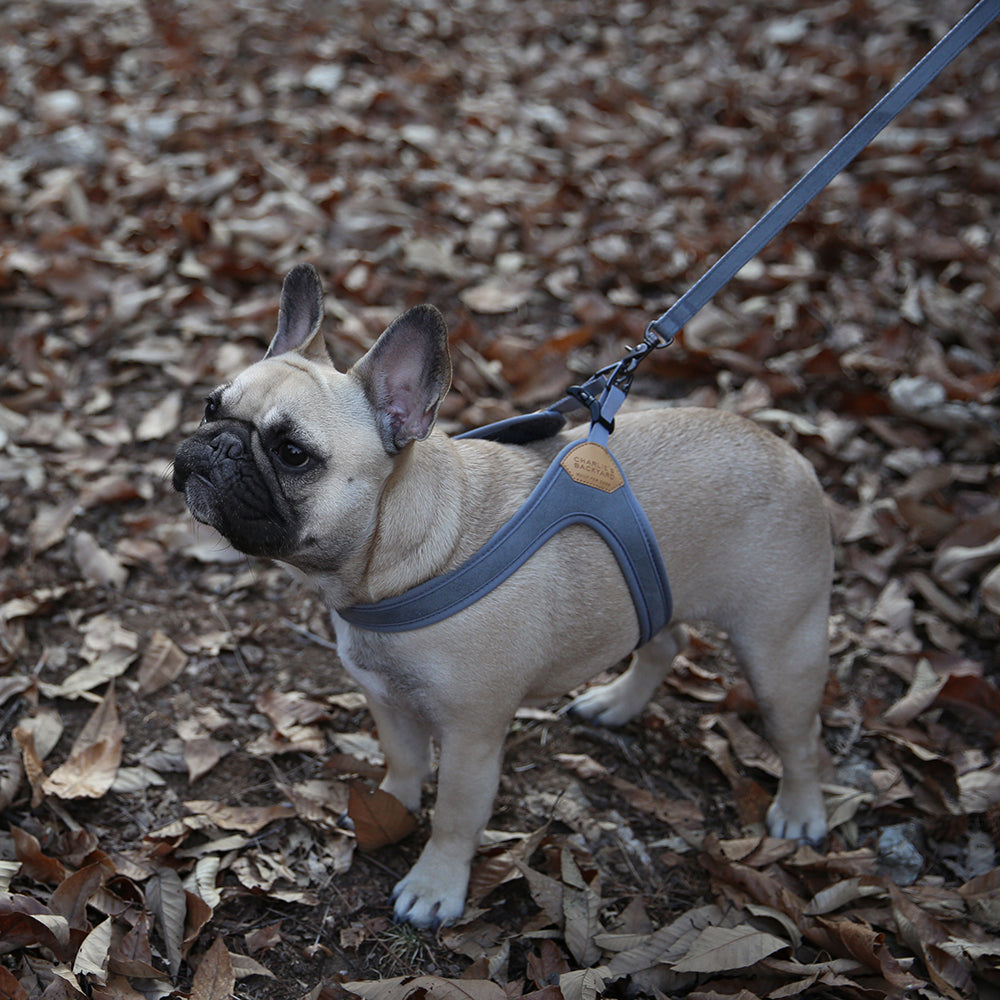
[338,387,672,645]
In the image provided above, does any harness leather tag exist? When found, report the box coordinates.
[560,442,624,493]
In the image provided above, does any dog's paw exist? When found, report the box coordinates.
[391,857,468,929]
[766,796,827,847]
[566,682,638,728]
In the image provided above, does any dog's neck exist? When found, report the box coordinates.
[311,431,543,610]
[363,434,466,598]
[304,432,458,608]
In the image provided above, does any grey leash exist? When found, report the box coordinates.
[643,0,1000,352]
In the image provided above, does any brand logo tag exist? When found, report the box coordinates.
[560,442,624,493]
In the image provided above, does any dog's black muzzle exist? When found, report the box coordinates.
[173,420,298,558]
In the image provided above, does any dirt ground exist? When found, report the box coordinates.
[2,1,1000,998]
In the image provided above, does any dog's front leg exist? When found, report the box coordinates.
[392,721,506,928]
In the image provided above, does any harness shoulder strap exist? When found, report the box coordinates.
[338,432,671,645]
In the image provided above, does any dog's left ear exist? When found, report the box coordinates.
[352,305,452,454]
[264,263,330,363]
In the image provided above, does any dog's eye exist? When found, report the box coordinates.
[204,396,220,421]
[274,440,312,471]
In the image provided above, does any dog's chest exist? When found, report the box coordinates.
[329,612,431,713]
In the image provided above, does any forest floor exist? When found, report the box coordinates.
[1,1,999,998]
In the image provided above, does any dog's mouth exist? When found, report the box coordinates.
[173,433,299,559]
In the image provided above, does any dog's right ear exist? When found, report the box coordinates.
[352,305,452,454]
[264,264,330,363]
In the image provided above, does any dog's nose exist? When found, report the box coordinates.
[210,431,245,460]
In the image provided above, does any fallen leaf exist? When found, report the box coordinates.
[190,936,234,1000]
[137,631,189,695]
[71,532,128,589]
[0,966,29,1000]
[560,848,602,967]
[42,684,125,799]
[10,826,68,885]
[73,916,112,984]
[146,868,186,978]
[347,784,418,851]
[554,753,610,780]
[183,738,228,784]
[182,800,296,834]
[460,275,534,314]
[48,856,117,931]
[890,885,974,998]
[344,976,507,999]
[135,389,182,442]
[671,923,789,973]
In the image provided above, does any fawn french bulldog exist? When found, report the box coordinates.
[173,264,832,928]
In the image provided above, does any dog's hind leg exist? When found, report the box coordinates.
[567,624,688,727]
[732,595,829,845]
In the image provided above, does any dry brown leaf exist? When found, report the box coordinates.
[599,904,725,978]
[0,895,72,960]
[146,867,186,978]
[890,885,974,999]
[182,738,228,784]
[73,916,112,984]
[190,936,235,1000]
[344,976,507,999]
[40,620,139,700]
[136,631,188,695]
[281,778,352,834]
[244,922,283,956]
[883,658,949,726]
[28,499,79,555]
[347,784,418,851]
[108,911,165,980]
[957,868,1000,929]
[554,753,609,780]
[0,965,30,1000]
[71,532,128,590]
[135,389,183,442]
[671,923,789,973]
[42,685,124,800]
[184,891,215,956]
[934,674,1000,735]
[10,826,68,886]
[230,953,276,981]
[0,675,33,710]
[182,800,296,834]
[560,848,602,967]
[255,688,331,730]
[459,275,534,314]
[48,855,117,934]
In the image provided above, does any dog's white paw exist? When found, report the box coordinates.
[766,794,827,846]
[391,854,469,928]
[567,679,645,728]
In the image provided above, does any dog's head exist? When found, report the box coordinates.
[172,264,452,570]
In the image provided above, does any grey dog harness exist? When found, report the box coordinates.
[338,381,672,646]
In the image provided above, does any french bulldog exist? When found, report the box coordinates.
[173,264,832,928]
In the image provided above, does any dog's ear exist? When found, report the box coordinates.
[264,264,330,363]
[352,305,452,454]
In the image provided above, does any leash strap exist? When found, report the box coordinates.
[645,0,1000,347]
[338,386,672,645]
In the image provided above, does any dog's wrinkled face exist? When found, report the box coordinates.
[172,264,452,573]
[172,358,387,566]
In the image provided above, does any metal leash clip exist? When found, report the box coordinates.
[565,330,671,433]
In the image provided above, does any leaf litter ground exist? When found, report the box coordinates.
[1,1,999,998]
